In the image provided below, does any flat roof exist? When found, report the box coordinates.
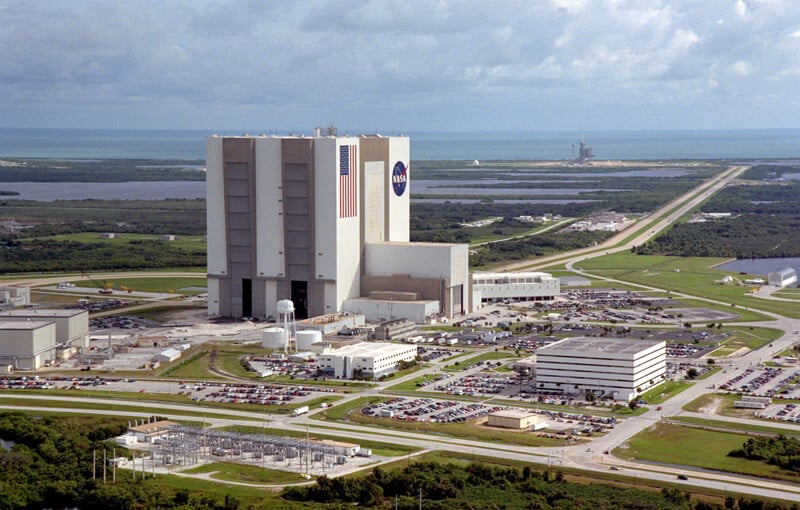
[345,297,439,304]
[129,420,179,433]
[473,271,555,279]
[0,309,86,318]
[490,409,538,420]
[367,240,465,248]
[0,320,54,331]
[539,337,664,355]
[323,342,416,357]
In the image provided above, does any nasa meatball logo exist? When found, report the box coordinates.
[392,161,408,197]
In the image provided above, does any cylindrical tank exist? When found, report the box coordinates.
[296,330,322,350]
[261,327,285,349]
[276,299,295,314]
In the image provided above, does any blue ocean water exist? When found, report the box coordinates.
[0,128,798,161]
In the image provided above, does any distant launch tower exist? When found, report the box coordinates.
[572,141,594,164]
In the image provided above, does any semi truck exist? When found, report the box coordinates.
[291,405,309,417]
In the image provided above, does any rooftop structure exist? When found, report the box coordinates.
[317,341,417,379]
[535,337,666,401]
[472,271,559,304]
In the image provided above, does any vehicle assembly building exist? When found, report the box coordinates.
[534,337,666,402]
[206,132,471,322]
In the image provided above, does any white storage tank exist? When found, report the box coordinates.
[296,330,322,350]
[277,299,295,314]
[261,327,285,349]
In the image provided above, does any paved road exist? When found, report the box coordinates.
[5,165,800,500]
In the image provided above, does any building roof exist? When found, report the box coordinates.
[129,420,178,433]
[490,409,538,420]
[157,348,181,358]
[539,337,664,355]
[0,309,87,319]
[323,342,416,357]
[0,320,54,331]
[473,271,555,280]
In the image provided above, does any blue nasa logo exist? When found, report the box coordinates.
[392,161,408,197]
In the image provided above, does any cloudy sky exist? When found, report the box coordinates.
[1,0,799,132]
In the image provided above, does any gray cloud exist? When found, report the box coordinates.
[0,0,798,130]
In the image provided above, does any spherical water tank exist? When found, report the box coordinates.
[276,299,295,314]
[296,330,322,350]
[261,327,285,349]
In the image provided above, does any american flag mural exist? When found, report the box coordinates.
[339,144,358,218]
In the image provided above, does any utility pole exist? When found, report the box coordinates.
[112,448,116,484]
[103,449,107,484]
[419,487,422,510]
[92,450,96,480]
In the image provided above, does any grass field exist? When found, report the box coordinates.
[37,232,206,250]
[638,381,693,405]
[442,351,522,372]
[183,461,311,484]
[615,422,800,481]
[576,253,800,318]
[670,415,800,437]
[71,276,207,295]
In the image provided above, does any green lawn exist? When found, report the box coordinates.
[638,381,693,405]
[71,276,206,295]
[670,416,800,437]
[159,349,225,380]
[615,422,800,481]
[442,351,522,372]
[577,253,800,318]
[183,461,310,484]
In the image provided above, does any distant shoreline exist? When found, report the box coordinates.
[1,128,799,160]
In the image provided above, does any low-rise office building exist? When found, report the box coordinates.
[535,337,666,401]
[472,271,559,305]
[317,342,417,379]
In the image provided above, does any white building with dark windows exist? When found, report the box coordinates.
[316,342,417,379]
[472,271,560,304]
[206,132,470,322]
[534,337,666,401]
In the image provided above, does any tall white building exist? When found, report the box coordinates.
[206,133,470,321]
[535,337,666,401]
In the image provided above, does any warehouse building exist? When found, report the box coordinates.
[0,285,30,309]
[472,271,559,305]
[206,132,470,322]
[0,309,89,356]
[768,268,797,287]
[0,321,57,370]
[534,337,666,402]
[487,410,547,430]
[316,342,417,379]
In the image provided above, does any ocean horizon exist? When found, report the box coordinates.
[0,127,798,161]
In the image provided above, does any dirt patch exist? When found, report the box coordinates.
[698,397,722,415]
